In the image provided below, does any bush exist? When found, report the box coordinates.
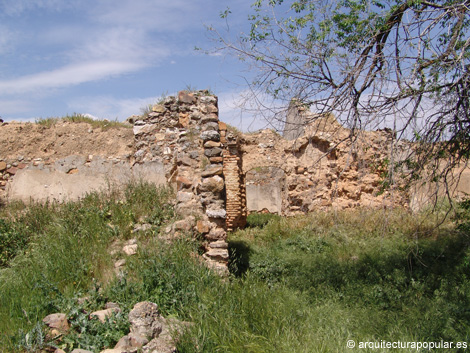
[246,212,281,228]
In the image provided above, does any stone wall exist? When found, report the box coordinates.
[239,113,411,215]
[131,90,230,274]
[7,156,165,203]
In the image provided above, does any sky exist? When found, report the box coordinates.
[0,0,269,131]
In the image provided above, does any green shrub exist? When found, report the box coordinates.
[246,212,281,228]
[36,113,130,130]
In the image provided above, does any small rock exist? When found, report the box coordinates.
[206,209,226,219]
[132,223,152,233]
[176,176,193,189]
[196,220,211,234]
[114,259,126,268]
[71,350,94,353]
[205,228,226,241]
[204,248,229,261]
[205,259,230,276]
[142,336,177,353]
[209,156,224,163]
[173,217,195,232]
[178,91,196,104]
[218,121,227,130]
[201,165,223,177]
[152,104,166,113]
[126,238,138,245]
[201,131,220,142]
[208,240,228,249]
[201,122,219,131]
[204,147,223,158]
[43,313,70,333]
[114,332,149,350]
[203,140,221,148]
[176,191,193,203]
[123,244,138,256]
[178,156,193,166]
[199,175,224,193]
[200,95,217,104]
[6,167,17,175]
[201,113,219,123]
[90,307,121,323]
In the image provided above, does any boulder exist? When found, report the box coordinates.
[176,176,193,189]
[128,302,163,339]
[205,228,226,241]
[123,244,138,256]
[91,307,121,323]
[200,176,224,193]
[201,165,223,177]
[204,248,229,262]
[206,208,226,219]
[201,131,220,142]
[208,240,228,249]
[114,332,149,351]
[178,91,196,104]
[203,140,221,148]
[196,220,211,234]
[42,313,70,333]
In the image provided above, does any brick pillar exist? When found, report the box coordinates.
[223,132,247,231]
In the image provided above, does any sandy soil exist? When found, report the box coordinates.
[0,121,134,161]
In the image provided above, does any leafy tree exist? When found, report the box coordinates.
[211,0,470,193]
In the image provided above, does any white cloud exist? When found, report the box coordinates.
[0,0,256,121]
[0,60,145,94]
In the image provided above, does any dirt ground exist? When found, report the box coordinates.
[0,121,134,161]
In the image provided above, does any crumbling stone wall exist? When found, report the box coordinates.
[132,90,231,274]
[238,112,411,215]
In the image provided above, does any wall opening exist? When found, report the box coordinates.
[245,166,286,214]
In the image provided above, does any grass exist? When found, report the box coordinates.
[0,185,469,352]
[35,113,130,130]
[223,208,470,352]
[0,182,175,351]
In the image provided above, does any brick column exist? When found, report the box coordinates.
[223,132,247,231]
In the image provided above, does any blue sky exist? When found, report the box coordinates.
[0,0,268,130]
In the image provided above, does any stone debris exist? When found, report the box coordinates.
[43,301,188,353]
[43,313,70,337]
[122,238,138,256]
[90,306,122,323]
[132,223,152,233]
[99,301,189,353]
